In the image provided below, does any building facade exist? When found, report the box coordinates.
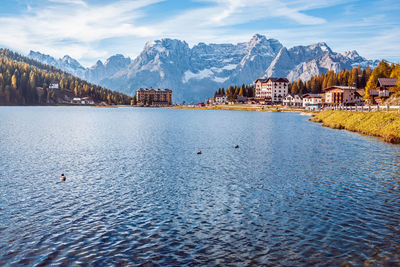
[283,94,303,106]
[207,97,215,105]
[136,88,172,106]
[323,86,361,106]
[255,77,289,104]
[215,94,227,104]
[302,94,322,109]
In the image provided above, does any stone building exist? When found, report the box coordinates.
[136,88,172,106]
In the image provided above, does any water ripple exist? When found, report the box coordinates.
[1,107,400,265]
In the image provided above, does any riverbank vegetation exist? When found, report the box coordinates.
[311,110,400,144]
[0,48,131,105]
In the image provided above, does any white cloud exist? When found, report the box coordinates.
[0,0,162,64]
[47,0,88,6]
[148,0,335,46]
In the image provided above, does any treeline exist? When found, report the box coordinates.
[288,66,373,95]
[0,48,131,105]
[214,84,255,102]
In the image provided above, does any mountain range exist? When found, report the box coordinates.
[28,34,379,103]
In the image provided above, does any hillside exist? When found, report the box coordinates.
[0,49,131,105]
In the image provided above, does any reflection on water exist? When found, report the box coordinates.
[1,106,400,265]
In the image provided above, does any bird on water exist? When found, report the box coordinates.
[197,151,202,155]
[60,173,66,181]
[234,145,239,149]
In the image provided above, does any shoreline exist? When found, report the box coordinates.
[162,104,308,113]
[310,110,400,144]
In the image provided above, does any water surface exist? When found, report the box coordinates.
[1,107,400,266]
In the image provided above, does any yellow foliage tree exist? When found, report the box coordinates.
[390,64,400,89]
[365,60,392,99]
[11,73,17,89]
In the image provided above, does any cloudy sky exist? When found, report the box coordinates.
[0,0,399,66]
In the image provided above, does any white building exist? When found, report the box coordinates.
[49,83,59,89]
[302,94,322,109]
[283,94,303,107]
[215,94,227,104]
[255,77,289,104]
[72,97,82,104]
[81,97,95,105]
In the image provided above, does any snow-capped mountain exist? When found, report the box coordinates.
[28,51,86,77]
[28,34,379,103]
[263,44,378,82]
[84,54,131,85]
[28,51,131,86]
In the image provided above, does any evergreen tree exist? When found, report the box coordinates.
[238,87,244,96]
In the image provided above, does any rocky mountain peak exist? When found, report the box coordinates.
[61,55,84,69]
[92,60,104,68]
[104,54,130,67]
[343,50,360,59]
[249,33,267,45]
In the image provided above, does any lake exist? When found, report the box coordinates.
[1,106,400,266]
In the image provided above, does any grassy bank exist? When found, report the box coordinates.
[310,110,400,144]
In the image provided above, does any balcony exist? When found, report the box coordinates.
[369,90,378,96]
[378,90,390,97]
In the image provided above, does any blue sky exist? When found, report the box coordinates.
[0,0,399,66]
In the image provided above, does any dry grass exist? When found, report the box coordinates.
[311,110,400,144]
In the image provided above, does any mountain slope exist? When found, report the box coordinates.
[28,51,86,77]
[264,43,378,82]
[84,54,131,85]
[1,48,131,105]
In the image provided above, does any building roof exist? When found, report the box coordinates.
[322,86,357,91]
[377,78,397,87]
[303,93,322,98]
[268,77,289,83]
[137,88,171,92]
[285,94,303,99]
[255,77,289,83]
[215,94,226,97]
